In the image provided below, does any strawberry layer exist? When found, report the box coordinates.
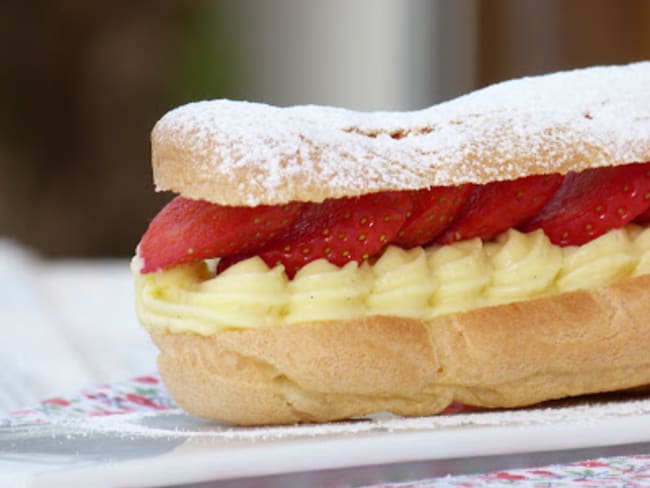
[133,225,650,334]
[138,162,650,276]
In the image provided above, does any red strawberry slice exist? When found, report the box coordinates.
[521,162,650,245]
[138,196,302,273]
[437,174,564,244]
[257,191,411,277]
[635,206,650,224]
[392,184,473,248]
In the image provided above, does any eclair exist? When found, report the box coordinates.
[133,62,650,425]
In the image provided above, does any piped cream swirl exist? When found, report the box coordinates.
[367,246,437,318]
[427,238,490,316]
[484,229,562,305]
[557,229,637,291]
[134,257,287,334]
[286,260,370,323]
[631,226,650,276]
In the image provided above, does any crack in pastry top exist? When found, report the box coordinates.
[152,62,650,206]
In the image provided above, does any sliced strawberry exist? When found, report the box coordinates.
[521,162,650,245]
[139,196,302,273]
[437,174,563,244]
[635,206,650,224]
[392,184,473,248]
[257,191,411,277]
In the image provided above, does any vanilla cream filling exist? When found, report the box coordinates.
[133,225,650,334]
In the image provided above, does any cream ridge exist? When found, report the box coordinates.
[133,225,650,335]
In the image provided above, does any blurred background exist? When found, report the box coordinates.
[1,0,650,259]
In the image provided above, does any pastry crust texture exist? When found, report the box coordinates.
[149,274,650,425]
[152,62,650,206]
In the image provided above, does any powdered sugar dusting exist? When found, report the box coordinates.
[152,63,650,205]
[20,394,650,441]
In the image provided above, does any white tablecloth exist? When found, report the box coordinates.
[0,239,157,414]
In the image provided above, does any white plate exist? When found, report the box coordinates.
[2,393,650,487]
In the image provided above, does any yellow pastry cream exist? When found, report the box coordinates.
[133,225,650,335]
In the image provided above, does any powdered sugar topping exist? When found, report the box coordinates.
[13,394,650,441]
[152,62,650,205]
